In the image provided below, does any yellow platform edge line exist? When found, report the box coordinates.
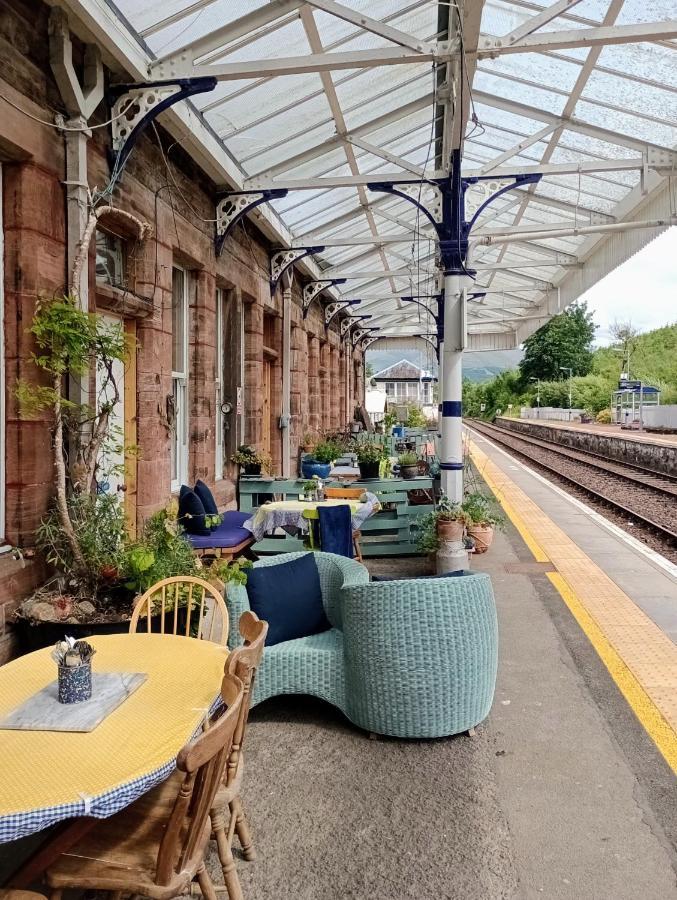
[468,440,677,773]
[546,572,677,774]
[469,452,550,564]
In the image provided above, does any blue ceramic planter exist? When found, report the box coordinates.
[301,460,332,479]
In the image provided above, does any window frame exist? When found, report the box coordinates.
[215,287,225,481]
[171,265,189,493]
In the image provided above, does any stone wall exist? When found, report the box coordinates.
[497,418,677,477]
[0,0,365,659]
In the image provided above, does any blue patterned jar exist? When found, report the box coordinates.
[58,662,92,703]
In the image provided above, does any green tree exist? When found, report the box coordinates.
[519,302,596,382]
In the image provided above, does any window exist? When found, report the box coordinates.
[0,166,5,544]
[215,288,225,480]
[171,266,189,491]
[96,230,127,288]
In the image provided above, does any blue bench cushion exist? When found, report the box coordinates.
[179,486,210,535]
[186,510,253,549]
[194,479,218,516]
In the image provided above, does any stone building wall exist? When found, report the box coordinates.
[0,0,366,660]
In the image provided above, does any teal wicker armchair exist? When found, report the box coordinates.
[224,552,369,711]
[225,553,498,738]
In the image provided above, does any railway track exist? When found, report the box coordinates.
[468,419,677,547]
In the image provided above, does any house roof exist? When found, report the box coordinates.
[373,359,427,381]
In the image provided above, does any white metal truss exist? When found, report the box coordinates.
[57,0,677,350]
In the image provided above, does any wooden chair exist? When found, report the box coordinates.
[129,575,229,645]
[324,487,366,561]
[45,674,244,900]
[211,611,268,900]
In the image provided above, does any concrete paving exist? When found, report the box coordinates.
[2,525,675,898]
[204,529,677,900]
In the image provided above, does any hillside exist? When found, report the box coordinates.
[366,347,522,382]
[593,323,677,391]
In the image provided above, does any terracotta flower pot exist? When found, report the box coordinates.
[468,524,494,553]
[436,518,464,542]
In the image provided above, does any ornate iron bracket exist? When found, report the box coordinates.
[270,246,325,294]
[107,77,216,176]
[302,279,347,318]
[215,189,288,256]
[324,298,361,327]
[351,326,380,349]
[369,149,541,275]
[359,335,381,353]
[341,314,372,341]
[402,293,444,344]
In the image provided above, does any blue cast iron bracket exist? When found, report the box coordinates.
[401,293,444,354]
[107,77,217,177]
[302,279,347,318]
[270,247,325,294]
[324,298,361,328]
[368,149,541,275]
[215,189,288,256]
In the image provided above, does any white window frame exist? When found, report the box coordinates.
[171,265,189,492]
[215,287,224,481]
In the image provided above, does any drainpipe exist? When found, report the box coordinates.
[280,269,293,477]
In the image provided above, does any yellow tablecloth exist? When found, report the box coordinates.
[0,633,227,840]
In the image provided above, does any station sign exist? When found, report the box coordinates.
[618,378,642,390]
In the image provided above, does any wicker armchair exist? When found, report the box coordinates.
[225,554,498,738]
[224,552,369,711]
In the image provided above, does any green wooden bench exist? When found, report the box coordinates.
[238,476,434,557]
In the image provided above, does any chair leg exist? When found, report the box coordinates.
[212,810,244,900]
[49,892,63,900]
[231,797,257,861]
[196,862,219,900]
[353,531,363,563]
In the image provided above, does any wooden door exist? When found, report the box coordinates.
[262,359,272,458]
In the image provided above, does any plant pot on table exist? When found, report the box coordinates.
[399,465,419,480]
[243,463,262,476]
[301,460,332,479]
[358,460,381,479]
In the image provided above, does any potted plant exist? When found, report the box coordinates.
[302,478,318,501]
[231,445,269,476]
[354,441,383,480]
[435,494,470,542]
[301,440,338,479]
[208,556,253,592]
[462,492,503,554]
[397,451,419,480]
[301,431,318,454]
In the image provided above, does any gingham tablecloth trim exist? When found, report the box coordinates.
[0,697,224,843]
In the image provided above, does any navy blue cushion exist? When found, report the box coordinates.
[245,554,329,646]
[371,570,471,582]
[178,486,210,536]
[318,503,353,558]
[194,479,218,516]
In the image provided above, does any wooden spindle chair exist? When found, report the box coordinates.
[323,486,366,561]
[129,575,229,645]
[46,674,244,900]
[211,611,268,900]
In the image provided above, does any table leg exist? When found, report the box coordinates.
[5,817,96,888]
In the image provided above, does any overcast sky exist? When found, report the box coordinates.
[581,227,676,346]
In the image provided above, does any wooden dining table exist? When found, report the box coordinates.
[0,632,228,886]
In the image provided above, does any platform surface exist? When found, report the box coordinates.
[498,416,677,446]
[469,425,677,773]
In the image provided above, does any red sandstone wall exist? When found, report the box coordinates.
[0,0,365,659]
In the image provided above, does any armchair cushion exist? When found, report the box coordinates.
[245,552,330,646]
[371,570,472,582]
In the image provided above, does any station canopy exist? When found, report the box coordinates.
[97,0,676,353]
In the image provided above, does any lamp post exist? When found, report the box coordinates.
[559,366,573,419]
[529,376,541,412]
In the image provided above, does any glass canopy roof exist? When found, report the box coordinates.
[109,0,676,349]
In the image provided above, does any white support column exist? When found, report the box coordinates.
[281,270,293,477]
[440,273,467,503]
